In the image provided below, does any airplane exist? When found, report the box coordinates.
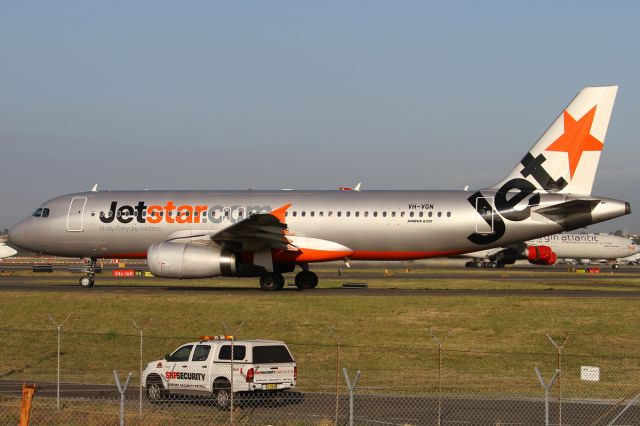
[0,243,17,259]
[620,252,640,265]
[461,233,639,268]
[8,86,631,290]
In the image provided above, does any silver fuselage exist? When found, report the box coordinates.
[8,190,629,261]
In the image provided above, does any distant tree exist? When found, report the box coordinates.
[614,229,624,236]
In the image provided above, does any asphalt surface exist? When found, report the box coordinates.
[1,379,637,425]
[2,265,640,297]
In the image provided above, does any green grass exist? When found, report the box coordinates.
[2,267,640,400]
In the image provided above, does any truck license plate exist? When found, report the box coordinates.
[265,384,277,390]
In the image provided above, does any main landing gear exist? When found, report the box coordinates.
[79,257,97,288]
[258,266,319,291]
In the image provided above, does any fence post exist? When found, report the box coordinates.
[114,370,133,426]
[342,367,361,426]
[132,318,152,418]
[223,321,244,426]
[48,313,71,411]
[428,328,452,426]
[534,367,560,426]
[546,333,571,426]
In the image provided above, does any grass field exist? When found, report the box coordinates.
[2,265,640,353]
[2,265,640,399]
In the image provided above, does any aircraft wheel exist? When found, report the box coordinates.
[295,271,319,289]
[79,276,94,288]
[260,273,284,291]
[612,264,620,269]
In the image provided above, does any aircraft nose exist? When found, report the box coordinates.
[8,220,28,249]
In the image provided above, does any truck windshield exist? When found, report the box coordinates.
[252,345,293,363]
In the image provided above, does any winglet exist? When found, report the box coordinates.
[354,182,362,192]
[270,203,292,223]
[91,183,98,192]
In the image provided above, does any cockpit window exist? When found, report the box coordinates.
[32,208,43,217]
[42,208,50,218]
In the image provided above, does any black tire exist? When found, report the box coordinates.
[146,378,166,403]
[79,276,94,288]
[295,271,318,289]
[260,273,284,291]
[213,379,231,410]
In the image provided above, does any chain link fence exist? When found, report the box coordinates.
[1,328,640,425]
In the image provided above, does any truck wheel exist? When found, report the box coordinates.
[213,379,231,410]
[146,378,166,403]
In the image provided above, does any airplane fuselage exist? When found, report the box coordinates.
[9,189,629,262]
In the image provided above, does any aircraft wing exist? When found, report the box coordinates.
[0,244,17,259]
[209,204,293,251]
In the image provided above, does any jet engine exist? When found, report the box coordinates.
[147,242,237,278]
[525,245,557,266]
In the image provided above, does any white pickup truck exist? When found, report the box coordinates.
[142,336,297,408]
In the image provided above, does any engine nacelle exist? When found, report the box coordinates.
[147,242,237,278]
[526,245,557,266]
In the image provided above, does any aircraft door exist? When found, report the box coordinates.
[67,196,87,232]
[475,196,495,234]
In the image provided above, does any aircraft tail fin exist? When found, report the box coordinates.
[488,86,618,195]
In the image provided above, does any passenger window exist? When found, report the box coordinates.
[419,212,423,217]
[409,212,414,217]
[42,208,50,218]
[373,212,377,217]
[319,211,323,217]
[337,212,341,217]
[301,211,306,217]
[428,212,433,217]
[447,212,451,217]
[192,345,211,362]
[383,212,387,217]
[293,211,297,217]
[437,212,442,217]
[310,211,315,217]
[328,211,333,217]
[391,212,396,218]
[355,212,359,217]
[219,345,246,361]
[364,212,369,217]
[346,212,351,217]
[401,212,405,217]
[169,345,193,362]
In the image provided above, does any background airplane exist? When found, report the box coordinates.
[461,233,639,268]
[0,243,17,259]
[8,86,630,290]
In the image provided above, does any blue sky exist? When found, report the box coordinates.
[1,1,639,232]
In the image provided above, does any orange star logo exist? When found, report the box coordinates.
[545,106,603,178]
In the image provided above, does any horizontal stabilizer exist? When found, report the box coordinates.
[535,199,600,217]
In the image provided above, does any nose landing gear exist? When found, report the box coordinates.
[79,257,97,288]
